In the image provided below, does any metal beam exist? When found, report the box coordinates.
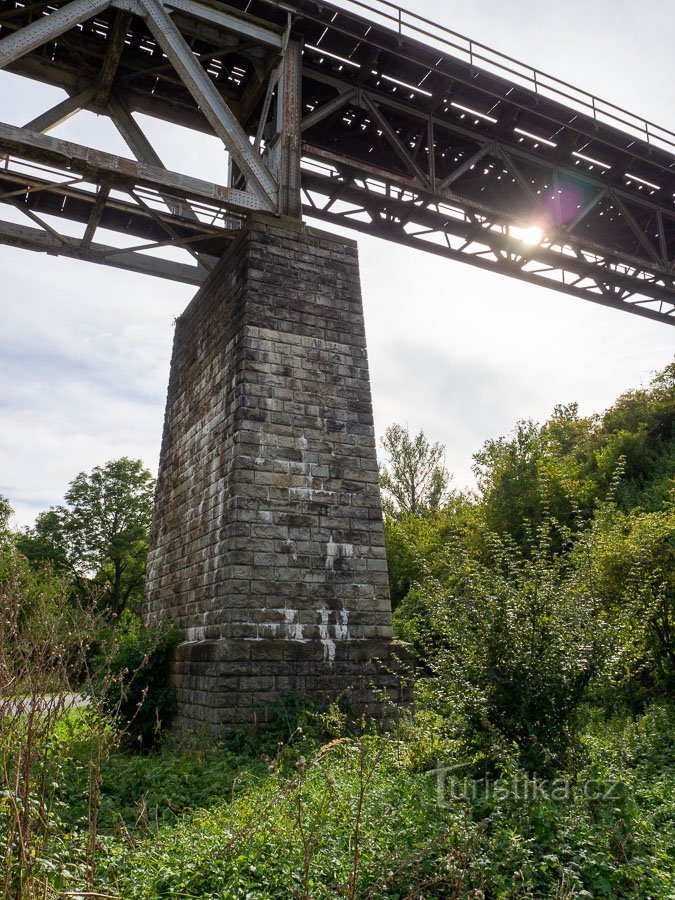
[362,93,429,186]
[0,0,112,69]
[565,188,607,233]
[24,86,97,133]
[300,88,356,132]
[94,10,132,106]
[81,185,109,246]
[108,94,163,168]
[438,144,492,191]
[300,164,675,322]
[0,120,269,212]
[107,93,199,221]
[0,217,208,283]
[254,61,281,150]
[139,0,277,209]
[497,148,555,227]
[164,0,283,49]
[0,165,231,251]
[610,191,662,266]
[267,39,302,217]
[304,200,675,326]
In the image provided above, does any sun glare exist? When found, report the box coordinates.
[521,226,544,246]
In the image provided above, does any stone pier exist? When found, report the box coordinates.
[143,215,410,735]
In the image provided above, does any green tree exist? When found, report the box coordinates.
[400,521,613,774]
[575,497,675,702]
[0,495,11,545]
[473,408,597,553]
[18,459,155,618]
[591,363,675,512]
[379,424,449,518]
[472,365,675,554]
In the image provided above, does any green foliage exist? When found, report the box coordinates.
[575,499,675,700]
[70,705,674,898]
[398,521,614,775]
[595,362,675,512]
[1,358,673,897]
[473,366,675,555]
[379,423,449,517]
[0,529,78,647]
[17,457,156,618]
[52,711,268,833]
[96,731,473,898]
[384,508,451,609]
[0,547,102,895]
[15,508,71,577]
[3,701,674,898]
[0,495,11,541]
[388,362,673,777]
[91,620,181,749]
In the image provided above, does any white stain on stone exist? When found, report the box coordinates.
[185,626,206,642]
[318,607,349,661]
[282,607,306,641]
[318,608,335,661]
[335,609,350,640]
[322,637,336,663]
[318,607,330,640]
[325,535,354,572]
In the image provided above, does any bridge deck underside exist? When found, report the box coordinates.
[1,0,674,322]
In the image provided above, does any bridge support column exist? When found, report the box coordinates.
[144,215,411,735]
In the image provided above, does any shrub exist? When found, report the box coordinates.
[398,522,613,775]
[0,546,99,894]
[91,620,181,749]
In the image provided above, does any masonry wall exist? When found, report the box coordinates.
[144,215,410,734]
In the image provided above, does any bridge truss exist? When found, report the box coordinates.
[0,0,674,323]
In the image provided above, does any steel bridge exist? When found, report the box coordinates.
[1,0,674,324]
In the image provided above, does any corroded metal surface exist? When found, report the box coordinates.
[0,0,673,319]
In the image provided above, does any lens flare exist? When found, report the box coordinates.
[521,226,544,246]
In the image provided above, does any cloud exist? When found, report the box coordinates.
[0,250,192,525]
[1,0,674,527]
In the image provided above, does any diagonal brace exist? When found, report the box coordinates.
[611,191,662,266]
[301,88,357,133]
[565,186,607,233]
[438,144,492,191]
[362,93,429,187]
[497,147,555,227]
[139,0,277,209]
[108,93,198,221]
[24,86,97,133]
[0,0,112,69]
[95,10,132,105]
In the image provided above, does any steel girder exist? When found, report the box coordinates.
[0,0,673,323]
[0,0,294,278]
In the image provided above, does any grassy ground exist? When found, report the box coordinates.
[9,701,671,899]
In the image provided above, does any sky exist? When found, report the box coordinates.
[0,0,674,527]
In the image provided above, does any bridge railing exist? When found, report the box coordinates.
[273,0,675,155]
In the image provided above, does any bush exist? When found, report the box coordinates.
[83,705,675,899]
[91,620,181,749]
[398,522,613,775]
[0,546,100,894]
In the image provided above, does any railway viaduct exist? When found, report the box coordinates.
[0,0,673,732]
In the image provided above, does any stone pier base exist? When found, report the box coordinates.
[144,214,411,735]
[171,638,412,737]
